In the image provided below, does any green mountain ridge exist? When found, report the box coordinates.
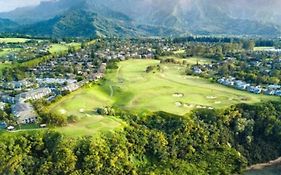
[0,18,19,32]
[0,0,280,37]
[15,8,185,38]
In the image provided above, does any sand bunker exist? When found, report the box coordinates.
[175,101,183,107]
[60,109,66,114]
[184,103,194,108]
[173,93,184,98]
[206,96,217,99]
[196,105,207,109]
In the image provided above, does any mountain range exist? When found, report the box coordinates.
[0,0,280,37]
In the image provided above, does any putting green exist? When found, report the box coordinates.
[54,116,125,137]
[50,59,277,118]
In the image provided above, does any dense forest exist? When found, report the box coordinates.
[1,101,281,174]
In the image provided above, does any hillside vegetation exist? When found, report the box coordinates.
[0,0,280,37]
[2,100,281,174]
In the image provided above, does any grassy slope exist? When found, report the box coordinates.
[20,42,82,68]
[0,38,30,43]
[47,85,124,137]
[50,59,276,122]
[54,116,125,137]
[49,43,81,54]
[0,48,21,57]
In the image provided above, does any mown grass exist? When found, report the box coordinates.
[0,48,21,57]
[54,116,125,137]
[183,57,213,65]
[0,38,30,43]
[254,47,275,51]
[49,43,81,54]
[160,56,213,65]
[49,59,277,136]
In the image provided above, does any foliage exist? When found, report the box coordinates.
[3,100,281,174]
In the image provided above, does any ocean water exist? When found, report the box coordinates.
[244,166,281,175]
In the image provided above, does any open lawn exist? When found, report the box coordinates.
[54,116,125,137]
[50,59,277,120]
[254,47,275,51]
[173,49,185,54]
[48,85,124,137]
[49,43,81,54]
[0,38,30,43]
[183,57,213,65]
[0,48,21,58]
[160,56,212,65]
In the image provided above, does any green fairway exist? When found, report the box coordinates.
[254,47,275,51]
[183,57,213,65]
[47,85,124,137]
[54,116,125,137]
[173,49,186,54]
[160,56,212,65]
[50,59,277,120]
[0,38,30,43]
[0,48,21,58]
[49,43,81,54]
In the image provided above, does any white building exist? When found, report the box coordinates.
[12,103,38,124]
[16,88,52,102]
[0,102,5,110]
[62,83,80,92]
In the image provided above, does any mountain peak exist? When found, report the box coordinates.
[0,0,280,37]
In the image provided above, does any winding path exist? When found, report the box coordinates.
[109,85,114,97]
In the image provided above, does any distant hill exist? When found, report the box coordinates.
[0,18,18,31]
[0,0,85,24]
[0,0,280,37]
[17,10,96,38]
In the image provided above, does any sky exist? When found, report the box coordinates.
[0,0,49,12]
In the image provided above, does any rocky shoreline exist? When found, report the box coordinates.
[246,157,281,171]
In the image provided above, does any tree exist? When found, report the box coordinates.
[243,40,255,50]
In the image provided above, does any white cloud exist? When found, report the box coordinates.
[0,0,47,12]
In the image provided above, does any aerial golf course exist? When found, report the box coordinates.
[48,59,276,136]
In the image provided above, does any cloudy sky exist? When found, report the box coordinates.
[0,0,49,12]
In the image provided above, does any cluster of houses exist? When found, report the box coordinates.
[218,77,281,96]
[0,80,34,90]
[95,46,155,61]
[0,39,183,128]
[1,88,51,124]
[12,102,38,124]
[0,41,50,62]
[0,61,107,126]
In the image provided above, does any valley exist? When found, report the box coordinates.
[0,0,281,174]
[0,27,281,175]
